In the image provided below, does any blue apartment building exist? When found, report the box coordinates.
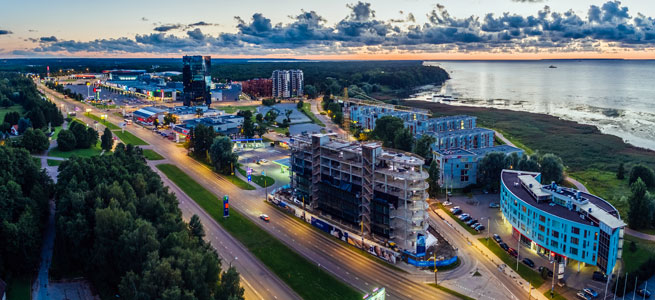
[500,170,625,275]
[435,145,524,189]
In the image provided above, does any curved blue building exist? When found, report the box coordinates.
[500,170,625,275]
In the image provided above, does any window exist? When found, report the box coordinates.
[582,251,586,259]
[572,227,580,235]
[584,230,588,238]
[539,225,545,232]
[571,237,579,245]
[551,240,558,248]
[552,230,559,238]
[570,247,578,255]
[538,234,544,241]
[521,205,526,213]
[539,215,546,222]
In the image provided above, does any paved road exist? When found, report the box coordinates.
[40,81,458,299]
[32,156,57,300]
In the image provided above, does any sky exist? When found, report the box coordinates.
[1,0,655,59]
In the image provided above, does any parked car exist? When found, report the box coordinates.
[470,222,479,228]
[443,201,453,206]
[499,242,509,251]
[583,288,598,298]
[466,219,477,225]
[475,225,485,231]
[522,258,535,268]
[458,213,470,220]
[493,234,502,243]
[452,209,463,215]
[576,292,592,300]
[538,266,553,277]
[489,202,500,208]
[461,216,472,222]
[259,214,270,222]
[508,248,518,257]
[637,289,652,298]
[450,206,460,212]
[592,271,607,282]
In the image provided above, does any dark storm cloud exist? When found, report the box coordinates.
[0,30,12,35]
[39,36,58,42]
[22,1,655,56]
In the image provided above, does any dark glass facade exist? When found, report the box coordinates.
[182,56,212,106]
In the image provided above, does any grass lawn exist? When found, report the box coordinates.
[428,283,475,300]
[156,164,361,300]
[113,112,124,118]
[48,142,103,158]
[112,130,148,146]
[85,112,120,130]
[478,238,545,288]
[543,289,568,300]
[142,149,164,160]
[301,102,325,127]
[221,105,258,114]
[437,203,479,235]
[622,235,655,274]
[47,159,63,166]
[6,277,31,300]
[225,174,257,190]
[0,104,25,121]
[237,167,275,188]
[52,125,63,139]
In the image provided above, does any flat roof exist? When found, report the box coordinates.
[469,145,523,156]
[518,175,551,199]
[430,127,494,137]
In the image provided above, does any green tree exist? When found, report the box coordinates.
[479,152,509,192]
[255,113,264,123]
[191,124,215,161]
[371,116,404,148]
[254,125,267,138]
[28,108,47,129]
[21,128,49,153]
[427,160,440,198]
[218,266,245,300]
[627,178,652,230]
[188,214,205,239]
[284,109,292,123]
[297,100,304,110]
[264,110,278,123]
[517,155,540,172]
[3,111,20,125]
[304,85,318,99]
[393,128,413,152]
[539,154,564,184]
[163,113,177,126]
[237,110,255,138]
[617,162,626,180]
[629,165,655,188]
[413,134,435,160]
[57,129,77,151]
[18,117,31,134]
[101,127,113,151]
[209,136,238,175]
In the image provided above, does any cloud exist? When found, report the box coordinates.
[512,0,544,3]
[39,36,58,42]
[141,17,149,21]
[0,30,12,35]
[24,1,655,56]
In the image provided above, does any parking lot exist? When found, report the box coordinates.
[444,192,612,298]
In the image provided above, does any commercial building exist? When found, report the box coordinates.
[211,83,242,102]
[103,69,146,81]
[435,145,524,189]
[182,56,212,106]
[133,106,167,125]
[272,70,303,98]
[173,115,244,137]
[241,78,272,98]
[500,170,625,275]
[289,134,430,254]
[167,105,224,122]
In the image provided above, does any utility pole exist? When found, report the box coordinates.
[516,236,520,271]
[302,196,306,221]
[433,252,438,285]
[622,273,628,300]
[550,258,556,298]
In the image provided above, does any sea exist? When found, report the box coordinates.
[406,60,655,151]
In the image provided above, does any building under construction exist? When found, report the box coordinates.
[290,133,430,254]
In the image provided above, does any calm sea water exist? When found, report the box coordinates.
[406,60,655,151]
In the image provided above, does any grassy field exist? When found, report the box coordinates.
[48,142,103,158]
[220,105,258,114]
[478,238,545,288]
[301,102,325,127]
[156,164,361,300]
[52,125,63,139]
[543,289,567,300]
[142,149,164,160]
[112,130,148,146]
[438,203,480,235]
[407,101,655,216]
[225,174,257,190]
[85,112,120,130]
[6,277,31,300]
[0,105,25,121]
[47,159,63,166]
[428,283,476,300]
[237,167,275,188]
[622,235,655,274]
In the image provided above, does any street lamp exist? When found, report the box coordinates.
[229,256,238,268]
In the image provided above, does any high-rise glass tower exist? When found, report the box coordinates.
[182,56,212,106]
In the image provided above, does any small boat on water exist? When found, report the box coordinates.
[549,65,557,68]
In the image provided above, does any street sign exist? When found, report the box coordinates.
[247,174,252,182]
[223,195,229,217]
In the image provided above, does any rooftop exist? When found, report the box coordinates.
[429,127,494,137]
[469,145,523,156]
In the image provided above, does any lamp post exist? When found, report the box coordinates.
[229,256,238,268]
[516,236,521,271]
[433,252,438,285]
[550,255,556,298]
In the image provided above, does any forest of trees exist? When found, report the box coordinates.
[53,144,244,299]
[0,146,53,281]
[0,72,64,133]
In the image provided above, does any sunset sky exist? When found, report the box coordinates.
[1,0,655,59]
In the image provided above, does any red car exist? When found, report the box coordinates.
[508,248,518,258]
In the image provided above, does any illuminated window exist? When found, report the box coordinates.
[539,225,545,232]
[539,215,546,222]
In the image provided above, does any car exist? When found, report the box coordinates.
[493,234,502,243]
[475,225,485,231]
[260,159,269,163]
[450,206,460,212]
[522,258,535,268]
[499,242,509,251]
[461,216,472,222]
[470,222,479,228]
[637,289,652,298]
[458,213,470,220]
[538,266,553,277]
[583,288,598,298]
[452,209,463,215]
[592,271,607,282]
[489,202,500,208]
[576,292,592,300]
[442,201,453,206]
[259,214,270,222]
[466,219,477,225]
[508,248,518,257]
